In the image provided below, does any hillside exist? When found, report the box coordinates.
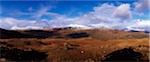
[0,28,149,62]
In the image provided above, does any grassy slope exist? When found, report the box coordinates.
[0,29,149,61]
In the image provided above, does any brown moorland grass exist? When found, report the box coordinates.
[0,28,149,62]
[0,38,149,61]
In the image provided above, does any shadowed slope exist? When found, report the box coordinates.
[0,47,48,61]
[102,48,143,61]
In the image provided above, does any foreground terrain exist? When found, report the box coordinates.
[0,28,149,62]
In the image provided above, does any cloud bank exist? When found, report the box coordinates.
[0,0,149,31]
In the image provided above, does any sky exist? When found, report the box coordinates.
[0,0,149,31]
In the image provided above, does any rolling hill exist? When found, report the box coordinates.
[0,28,149,62]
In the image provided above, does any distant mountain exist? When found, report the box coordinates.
[0,28,31,38]
[123,27,150,33]
[0,28,59,39]
[66,24,92,29]
[11,26,43,30]
[0,27,149,39]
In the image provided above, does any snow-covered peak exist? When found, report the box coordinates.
[67,24,92,29]
[125,19,150,32]
[11,26,43,30]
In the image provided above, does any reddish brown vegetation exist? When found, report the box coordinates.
[0,28,149,62]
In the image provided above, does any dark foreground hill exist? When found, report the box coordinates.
[0,28,149,62]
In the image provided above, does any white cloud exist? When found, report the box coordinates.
[93,4,116,17]
[48,16,76,28]
[131,0,149,20]
[134,0,149,12]
[0,3,131,30]
[11,26,43,30]
[0,18,46,30]
[67,24,92,29]
[72,3,132,29]
[0,2,149,32]
[32,7,49,19]
[31,6,64,20]
[126,19,150,31]
[72,4,116,26]
[112,4,131,20]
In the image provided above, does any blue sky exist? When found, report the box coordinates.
[1,1,99,18]
[0,0,149,30]
[1,0,138,19]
